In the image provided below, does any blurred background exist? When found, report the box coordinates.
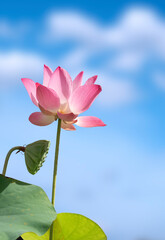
[0,0,165,239]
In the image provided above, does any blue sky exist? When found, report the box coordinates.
[0,1,165,240]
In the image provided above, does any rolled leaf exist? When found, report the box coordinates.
[25,140,50,174]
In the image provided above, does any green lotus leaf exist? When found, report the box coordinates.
[22,213,107,240]
[25,140,50,175]
[0,174,56,240]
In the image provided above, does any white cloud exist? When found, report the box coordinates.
[61,47,91,69]
[110,51,146,72]
[45,7,165,69]
[108,7,165,49]
[46,7,165,49]
[44,11,106,47]
[97,75,139,107]
[0,51,49,87]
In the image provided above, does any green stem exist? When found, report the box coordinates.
[50,118,62,240]
[2,146,25,176]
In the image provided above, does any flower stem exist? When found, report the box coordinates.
[2,146,25,176]
[50,118,61,240]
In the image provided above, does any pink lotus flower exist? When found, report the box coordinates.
[22,65,106,131]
